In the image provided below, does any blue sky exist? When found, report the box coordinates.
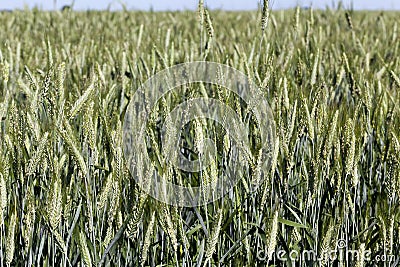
[0,0,399,11]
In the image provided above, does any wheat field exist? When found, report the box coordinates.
[0,4,399,266]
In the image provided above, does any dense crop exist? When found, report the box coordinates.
[0,4,399,266]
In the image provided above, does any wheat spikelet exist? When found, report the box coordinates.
[287,100,297,140]
[102,84,117,113]
[169,40,175,66]
[378,215,387,254]
[204,208,223,266]
[153,45,168,70]
[46,39,53,66]
[6,211,16,266]
[310,49,319,85]
[165,28,171,51]
[344,118,355,172]
[26,112,40,142]
[385,154,397,200]
[42,63,53,111]
[223,131,230,156]
[79,232,92,267]
[334,138,342,193]
[56,62,66,99]
[141,211,156,267]
[1,60,9,83]
[83,187,96,237]
[0,91,10,121]
[355,243,366,267]
[295,60,303,85]
[348,134,357,187]
[235,96,243,122]
[201,169,211,205]
[178,216,190,252]
[162,114,177,163]
[47,177,62,229]
[261,0,269,31]
[95,62,106,87]
[58,119,88,175]
[320,224,334,267]
[111,120,123,153]
[345,12,354,30]
[261,137,279,209]
[198,0,204,25]
[203,9,214,51]
[0,172,7,226]
[363,82,372,111]
[114,145,123,182]
[102,226,114,249]
[392,132,400,197]
[302,98,314,140]
[140,162,153,196]
[15,42,21,76]
[137,24,144,49]
[330,144,340,187]
[108,177,120,224]
[342,52,358,96]
[391,21,398,42]
[293,6,300,36]
[216,65,228,102]
[3,136,12,157]
[26,131,49,176]
[283,77,289,110]
[252,148,263,186]
[83,102,96,153]
[175,171,185,207]
[40,152,49,176]
[291,228,301,244]
[69,82,95,119]
[355,38,366,55]
[346,188,355,214]
[23,187,35,251]
[24,66,38,93]
[210,159,218,196]
[97,173,113,210]
[309,6,314,25]
[323,111,339,165]
[388,213,394,255]
[266,210,279,261]
[126,193,146,240]
[243,235,251,261]
[63,186,73,218]
[151,47,156,72]
[390,70,400,88]
[17,78,33,99]
[194,118,204,155]
[53,229,67,253]
[147,128,162,169]
[53,153,67,177]
[8,102,18,143]
[160,204,178,252]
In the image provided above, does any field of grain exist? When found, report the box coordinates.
[0,4,399,266]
